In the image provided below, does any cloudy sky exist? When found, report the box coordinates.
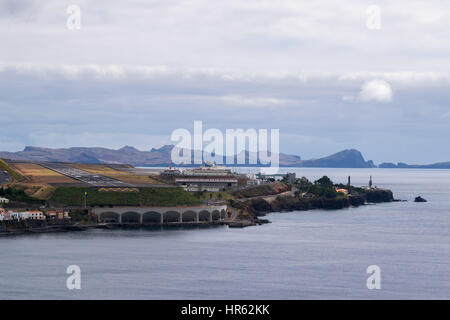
[1,0,450,164]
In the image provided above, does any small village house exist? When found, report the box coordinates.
[46,210,70,220]
[19,211,45,220]
[335,188,349,195]
[0,197,9,204]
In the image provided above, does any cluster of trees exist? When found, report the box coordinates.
[193,190,225,201]
[0,186,43,204]
[68,209,96,224]
[295,176,339,199]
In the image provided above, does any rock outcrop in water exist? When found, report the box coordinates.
[414,196,427,203]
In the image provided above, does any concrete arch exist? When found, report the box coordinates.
[100,211,120,223]
[199,210,211,222]
[212,210,221,221]
[182,210,197,222]
[122,211,140,224]
[143,211,161,224]
[92,205,227,225]
[164,211,181,223]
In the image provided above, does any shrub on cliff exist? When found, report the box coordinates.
[295,176,338,199]
[232,182,289,198]
[269,195,313,212]
[349,195,365,206]
[303,184,338,198]
[250,198,272,213]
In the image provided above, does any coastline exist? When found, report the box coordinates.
[236,188,395,225]
[1,172,396,235]
[0,220,230,236]
[0,189,395,235]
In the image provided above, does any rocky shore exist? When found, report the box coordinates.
[0,221,85,236]
[0,180,396,233]
[238,188,394,218]
[227,218,271,228]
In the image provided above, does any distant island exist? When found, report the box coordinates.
[379,162,450,169]
[0,146,375,168]
[1,145,449,169]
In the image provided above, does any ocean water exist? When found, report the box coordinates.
[0,168,449,300]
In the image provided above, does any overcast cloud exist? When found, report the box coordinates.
[1,0,450,163]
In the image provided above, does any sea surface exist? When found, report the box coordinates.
[0,168,449,300]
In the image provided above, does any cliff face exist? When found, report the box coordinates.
[363,189,394,203]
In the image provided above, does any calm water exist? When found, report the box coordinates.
[0,168,449,300]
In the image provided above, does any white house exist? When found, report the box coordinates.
[20,211,45,220]
[0,197,9,204]
[0,209,11,221]
[46,210,70,220]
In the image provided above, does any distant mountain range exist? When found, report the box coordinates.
[1,145,447,168]
[0,145,378,168]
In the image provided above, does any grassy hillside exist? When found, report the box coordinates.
[232,182,290,198]
[48,187,201,207]
[23,184,56,200]
[0,158,26,182]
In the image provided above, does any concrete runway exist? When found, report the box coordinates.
[39,162,135,187]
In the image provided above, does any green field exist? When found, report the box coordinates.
[48,187,201,207]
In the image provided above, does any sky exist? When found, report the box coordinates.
[1,0,450,164]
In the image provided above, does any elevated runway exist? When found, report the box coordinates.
[39,162,135,187]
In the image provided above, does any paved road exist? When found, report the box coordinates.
[0,171,10,185]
